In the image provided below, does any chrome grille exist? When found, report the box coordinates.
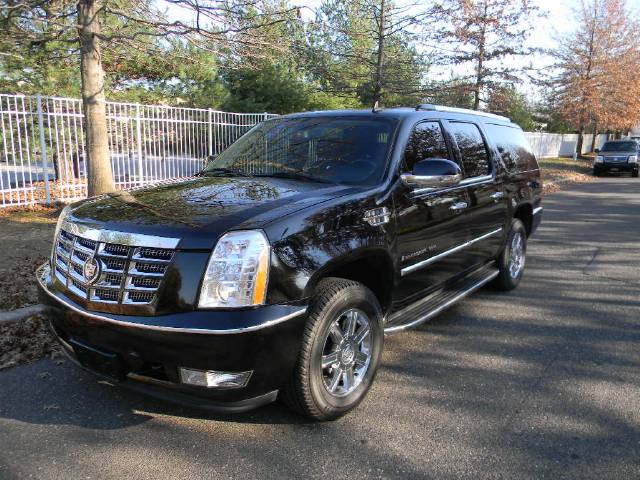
[605,156,627,163]
[53,228,175,305]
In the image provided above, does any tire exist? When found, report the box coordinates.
[593,169,600,177]
[281,278,384,421]
[632,170,639,178]
[492,218,527,291]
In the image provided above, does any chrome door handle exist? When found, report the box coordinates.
[490,191,504,201]
[449,201,468,211]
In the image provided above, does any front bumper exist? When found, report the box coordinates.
[594,163,638,173]
[36,263,308,412]
[531,206,543,235]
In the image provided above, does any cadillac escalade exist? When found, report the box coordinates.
[37,104,543,420]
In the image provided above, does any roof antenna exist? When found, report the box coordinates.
[372,100,383,113]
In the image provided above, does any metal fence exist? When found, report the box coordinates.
[0,93,275,208]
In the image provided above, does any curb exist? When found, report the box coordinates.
[0,304,46,324]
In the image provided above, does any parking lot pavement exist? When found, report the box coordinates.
[1,176,639,480]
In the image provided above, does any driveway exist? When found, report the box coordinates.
[1,177,639,479]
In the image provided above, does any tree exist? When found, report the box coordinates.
[551,0,640,154]
[423,76,475,109]
[1,0,298,196]
[221,63,310,113]
[431,0,540,110]
[486,85,535,130]
[306,0,429,108]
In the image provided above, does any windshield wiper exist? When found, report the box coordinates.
[198,168,253,178]
[254,171,334,184]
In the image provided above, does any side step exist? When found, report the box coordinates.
[384,264,499,334]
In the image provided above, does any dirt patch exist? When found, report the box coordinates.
[539,157,596,195]
[0,257,48,310]
[0,315,61,371]
[0,207,58,309]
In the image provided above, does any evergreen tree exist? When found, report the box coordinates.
[431,0,541,110]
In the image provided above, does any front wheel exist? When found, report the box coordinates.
[281,278,383,421]
[632,170,639,178]
[492,218,528,291]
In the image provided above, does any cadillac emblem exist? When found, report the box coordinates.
[83,255,100,284]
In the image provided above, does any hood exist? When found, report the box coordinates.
[66,176,359,249]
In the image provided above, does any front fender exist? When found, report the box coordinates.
[264,193,396,304]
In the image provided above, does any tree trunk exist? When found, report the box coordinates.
[77,0,113,196]
[473,3,488,110]
[372,0,386,108]
[576,127,584,158]
[473,57,483,110]
[590,122,598,152]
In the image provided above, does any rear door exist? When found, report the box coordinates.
[444,120,507,264]
[392,120,473,308]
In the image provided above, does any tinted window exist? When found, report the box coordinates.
[485,123,537,172]
[448,122,490,178]
[601,141,637,152]
[403,121,450,172]
[203,116,397,186]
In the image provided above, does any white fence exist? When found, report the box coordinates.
[524,132,609,158]
[0,93,275,207]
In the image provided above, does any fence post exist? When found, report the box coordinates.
[36,94,51,205]
[136,104,144,185]
[208,108,213,158]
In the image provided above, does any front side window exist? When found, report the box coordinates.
[448,122,491,178]
[403,121,451,172]
[202,116,398,186]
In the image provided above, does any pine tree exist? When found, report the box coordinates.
[431,0,540,110]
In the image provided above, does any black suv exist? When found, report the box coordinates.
[37,105,543,420]
[594,140,640,177]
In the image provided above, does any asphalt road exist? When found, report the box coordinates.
[1,177,639,480]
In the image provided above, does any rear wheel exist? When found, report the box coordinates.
[492,218,527,291]
[281,278,383,421]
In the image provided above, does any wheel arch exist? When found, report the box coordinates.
[303,249,396,314]
[513,203,533,237]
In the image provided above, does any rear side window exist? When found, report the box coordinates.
[403,121,450,172]
[448,122,490,178]
[485,123,538,172]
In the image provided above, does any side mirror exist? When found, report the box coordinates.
[594,148,600,154]
[401,158,462,189]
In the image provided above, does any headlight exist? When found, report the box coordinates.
[628,155,638,163]
[198,230,270,308]
[594,155,604,164]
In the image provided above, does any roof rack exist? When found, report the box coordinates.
[415,104,510,122]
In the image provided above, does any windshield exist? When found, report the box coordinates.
[601,141,637,152]
[202,116,398,185]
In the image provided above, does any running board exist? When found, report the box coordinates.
[384,264,499,334]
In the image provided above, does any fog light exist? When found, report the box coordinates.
[178,368,252,389]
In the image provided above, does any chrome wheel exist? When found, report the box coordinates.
[508,231,525,278]
[320,308,372,397]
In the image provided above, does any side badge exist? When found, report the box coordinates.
[363,207,390,226]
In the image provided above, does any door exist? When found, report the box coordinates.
[445,121,507,265]
[392,120,474,310]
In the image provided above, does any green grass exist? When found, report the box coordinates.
[538,156,593,175]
